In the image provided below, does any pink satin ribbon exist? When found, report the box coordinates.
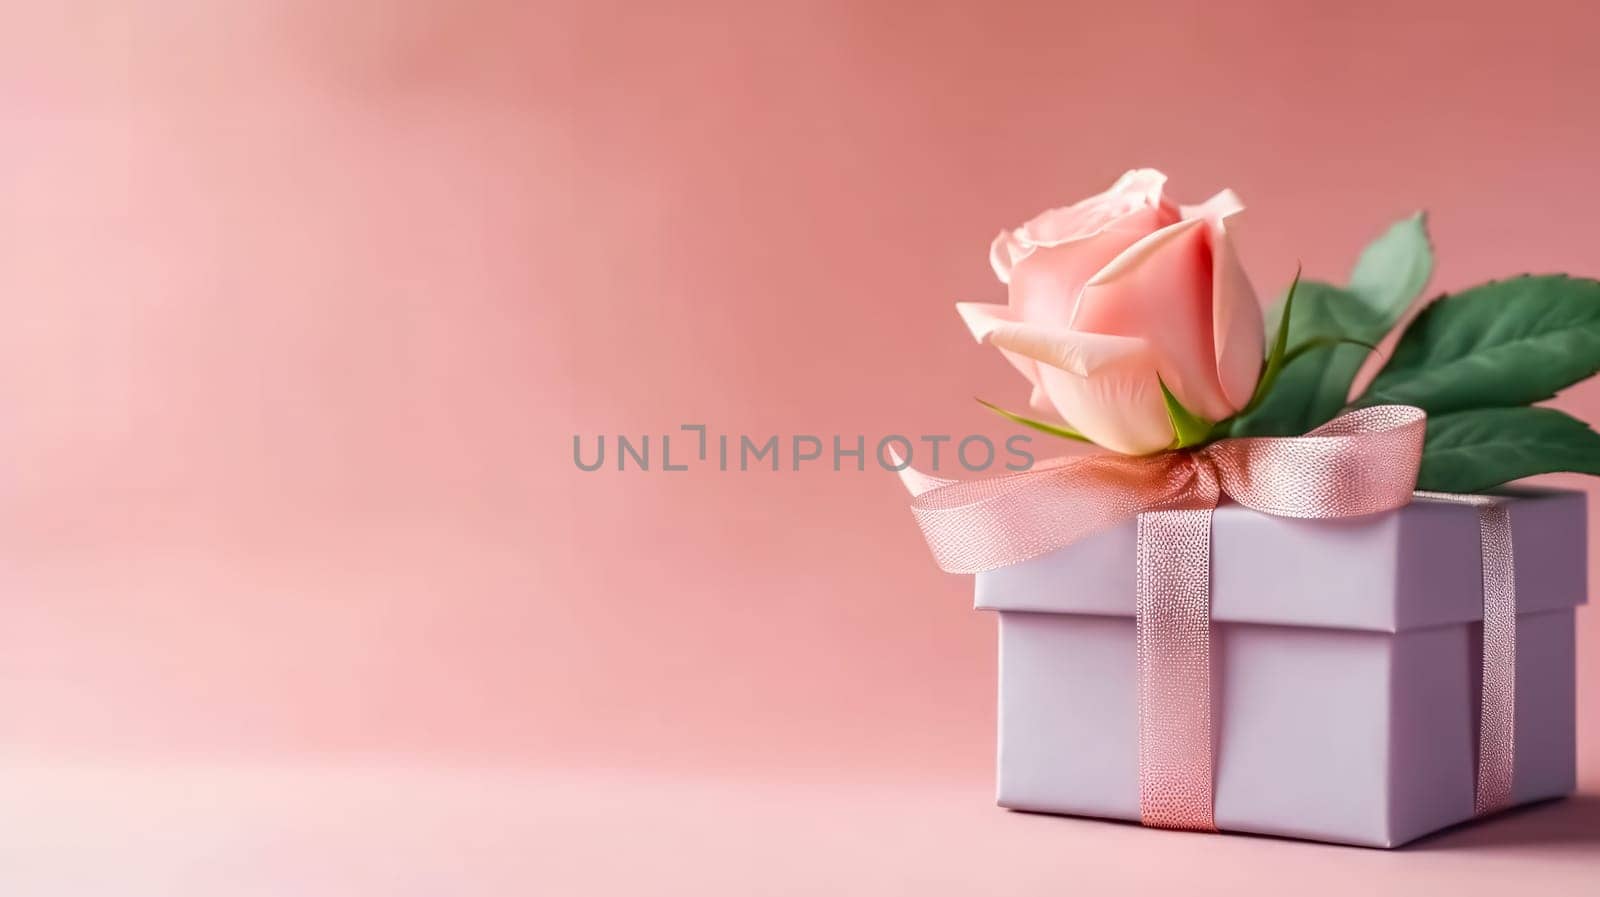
[1415,492,1518,816]
[899,405,1431,831]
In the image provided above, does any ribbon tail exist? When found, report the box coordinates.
[1415,491,1517,816]
[887,447,956,498]
[1474,501,1517,815]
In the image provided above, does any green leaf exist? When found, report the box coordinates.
[1229,282,1386,435]
[1357,275,1600,414]
[1231,213,1433,437]
[1349,212,1434,317]
[1159,377,1213,449]
[976,398,1092,443]
[1417,406,1600,493]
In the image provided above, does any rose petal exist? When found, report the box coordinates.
[1006,208,1169,329]
[1034,351,1173,455]
[1180,189,1264,410]
[1206,222,1265,410]
[1073,218,1236,421]
[958,301,1149,376]
[957,301,1175,454]
[958,302,1053,415]
[956,302,1073,423]
[1025,382,1055,417]
[1179,188,1244,224]
[988,230,1027,284]
[1018,168,1173,248]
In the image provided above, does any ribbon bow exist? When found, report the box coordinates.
[900,404,1431,831]
[900,404,1427,574]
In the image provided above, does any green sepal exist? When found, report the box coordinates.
[1238,265,1300,418]
[1281,336,1380,369]
[976,398,1092,443]
[1159,377,1214,449]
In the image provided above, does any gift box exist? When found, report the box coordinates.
[977,489,1587,848]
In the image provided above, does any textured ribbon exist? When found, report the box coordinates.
[1135,508,1217,830]
[1415,492,1517,816]
[900,405,1427,575]
[898,405,1428,831]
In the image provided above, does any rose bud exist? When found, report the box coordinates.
[958,169,1265,454]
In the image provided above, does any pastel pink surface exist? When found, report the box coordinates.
[2,764,1598,896]
[2,0,1600,892]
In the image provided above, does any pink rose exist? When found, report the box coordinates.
[957,169,1265,454]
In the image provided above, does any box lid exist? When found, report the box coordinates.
[974,489,1588,633]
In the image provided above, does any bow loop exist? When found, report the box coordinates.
[1205,405,1426,519]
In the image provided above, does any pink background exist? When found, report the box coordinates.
[3,1,1600,893]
